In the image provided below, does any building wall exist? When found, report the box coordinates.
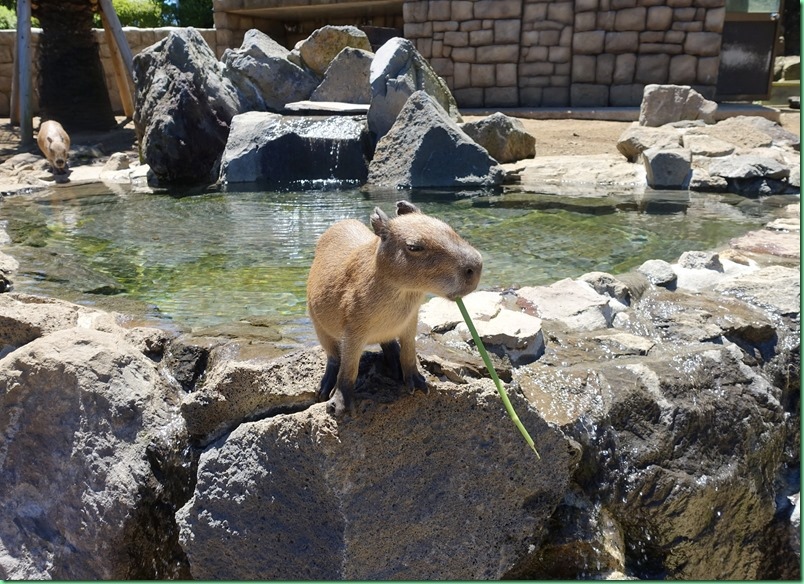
[0,0,728,117]
[403,0,726,107]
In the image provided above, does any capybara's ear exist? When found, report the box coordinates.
[371,207,390,237]
[396,201,421,216]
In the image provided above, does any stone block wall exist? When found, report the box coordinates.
[403,0,726,108]
[212,0,404,52]
[0,27,222,118]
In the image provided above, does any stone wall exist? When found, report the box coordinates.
[403,0,726,108]
[0,27,222,118]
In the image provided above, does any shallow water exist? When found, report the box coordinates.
[0,183,780,342]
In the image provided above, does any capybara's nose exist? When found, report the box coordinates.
[464,253,483,285]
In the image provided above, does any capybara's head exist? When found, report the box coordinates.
[371,201,482,300]
[48,137,68,170]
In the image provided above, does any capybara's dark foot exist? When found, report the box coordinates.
[405,371,429,395]
[317,356,340,402]
[380,341,403,381]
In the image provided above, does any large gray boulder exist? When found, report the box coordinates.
[460,112,536,163]
[639,84,717,127]
[133,27,242,185]
[295,25,372,77]
[219,111,372,185]
[176,380,572,579]
[310,47,373,103]
[642,146,692,189]
[221,28,319,112]
[368,37,461,142]
[367,91,503,188]
[0,327,189,579]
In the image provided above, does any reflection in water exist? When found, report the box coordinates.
[0,184,776,338]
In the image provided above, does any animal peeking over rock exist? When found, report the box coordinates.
[307,200,483,417]
[37,120,71,175]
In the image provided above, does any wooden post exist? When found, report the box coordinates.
[13,0,33,145]
[97,0,136,118]
[99,10,135,118]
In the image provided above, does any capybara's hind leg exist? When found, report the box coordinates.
[317,355,339,402]
[380,340,403,382]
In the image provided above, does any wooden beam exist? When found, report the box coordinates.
[99,9,135,117]
[13,0,33,145]
[97,0,136,116]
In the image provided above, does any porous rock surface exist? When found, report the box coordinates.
[176,382,572,580]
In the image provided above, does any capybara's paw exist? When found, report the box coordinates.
[405,371,429,395]
[326,390,355,418]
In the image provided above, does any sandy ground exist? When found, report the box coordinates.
[463,111,801,157]
[0,111,799,167]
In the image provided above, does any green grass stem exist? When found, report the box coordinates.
[455,297,540,459]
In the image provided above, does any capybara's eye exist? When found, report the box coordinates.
[406,243,424,252]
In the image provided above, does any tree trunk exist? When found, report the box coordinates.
[32,0,117,132]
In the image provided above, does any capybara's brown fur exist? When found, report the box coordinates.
[37,120,71,174]
[307,200,483,417]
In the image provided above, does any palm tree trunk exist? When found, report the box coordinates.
[32,0,117,132]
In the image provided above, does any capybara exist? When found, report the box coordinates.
[37,120,70,174]
[307,201,483,417]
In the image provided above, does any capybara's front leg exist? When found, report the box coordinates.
[399,319,428,394]
[317,355,339,402]
[326,335,363,417]
[380,340,403,382]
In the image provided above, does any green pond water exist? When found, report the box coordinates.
[0,183,782,344]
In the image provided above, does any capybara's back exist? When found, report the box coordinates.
[37,120,71,174]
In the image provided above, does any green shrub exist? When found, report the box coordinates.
[0,5,15,29]
[174,0,213,28]
[94,0,162,28]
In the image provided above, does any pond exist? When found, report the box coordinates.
[0,183,783,345]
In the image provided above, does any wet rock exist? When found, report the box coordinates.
[419,291,503,332]
[729,228,801,260]
[295,25,372,77]
[637,259,677,287]
[689,168,729,192]
[0,327,190,579]
[638,84,717,127]
[221,28,319,112]
[368,37,461,142]
[367,91,503,188]
[517,278,613,332]
[616,124,681,162]
[176,380,572,579]
[677,250,724,271]
[219,112,371,185]
[713,265,800,317]
[460,112,536,163]
[641,147,692,189]
[454,308,545,365]
[578,271,632,306]
[309,47,373,104]
[133,28,241,185]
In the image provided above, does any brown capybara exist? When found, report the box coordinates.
[37,120,71,175]
[307,200,483,417]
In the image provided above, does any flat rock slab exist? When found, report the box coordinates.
[284,100,370,114]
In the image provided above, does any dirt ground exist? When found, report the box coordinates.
[463,111,801,157]
[0,111,799,165]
